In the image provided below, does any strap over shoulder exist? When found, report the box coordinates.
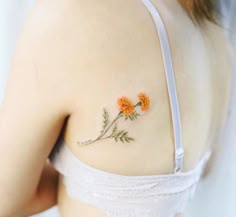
[140,0,184,173]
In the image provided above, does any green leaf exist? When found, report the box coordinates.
[110,123,119,137]
[132,111,140,120]
[115,130,126,139]
[124,137,129,142]
[121,131,128,137]
[100,108,110,134]
[128,137,134,141]
[111,128,134,143]
[112,123,118,133]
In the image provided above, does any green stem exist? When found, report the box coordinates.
[135,102,141,107]
[92,111,123,143]
[78,102,141,146]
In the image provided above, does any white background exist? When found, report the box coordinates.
[0,1,235,216]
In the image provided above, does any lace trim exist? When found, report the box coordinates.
[49,141,210,217]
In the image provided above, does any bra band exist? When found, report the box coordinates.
[141,0,184,173]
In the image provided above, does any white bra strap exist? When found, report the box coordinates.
[140,0,184,173]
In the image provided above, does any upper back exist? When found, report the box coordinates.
[28,0,233,175]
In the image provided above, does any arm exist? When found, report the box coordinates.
[0,73,68,217]
[0,67,69,217]
[0,2,73,216]
[19,161,59,217]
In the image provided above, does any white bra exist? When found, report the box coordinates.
[49,0,212,216]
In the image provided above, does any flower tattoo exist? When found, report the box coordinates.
[77,92,150,145]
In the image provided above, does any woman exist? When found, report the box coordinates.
[0,0,233,216]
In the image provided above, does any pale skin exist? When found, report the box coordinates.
[0,0,233,216]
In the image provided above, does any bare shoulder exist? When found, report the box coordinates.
[19,0,161,108]
[9,0,109,111]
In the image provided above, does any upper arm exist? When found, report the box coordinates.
[0,2,72,215]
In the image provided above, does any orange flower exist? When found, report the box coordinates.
[138,92,150,111]
[117,96,135,116]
